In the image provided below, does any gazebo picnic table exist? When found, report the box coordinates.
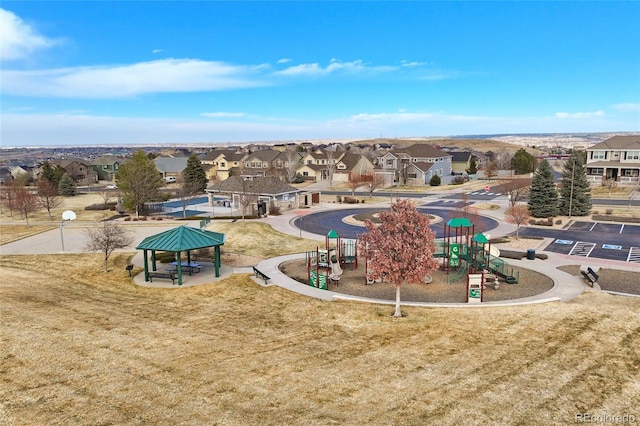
[135,225,225,286]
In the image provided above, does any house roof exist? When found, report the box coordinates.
[91,155,123,166]
[245,150,280,162]
[206,176,301,196]
[396,144,452,159]
[589,136,640,150]
[135,225,225,252]
[338,152,369,169]
[409,162,434,173]
[154,157,188,173]
[451,151,473,162]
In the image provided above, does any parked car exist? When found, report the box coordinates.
[164,176,177,183]
[106,184,118,189]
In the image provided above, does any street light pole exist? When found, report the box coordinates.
[568,160,575,218]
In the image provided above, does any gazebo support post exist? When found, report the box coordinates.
[176,251,183,286]
[143,250,150,281]
[214,246,221,277]
[187,251,192,265]
[151,251,157,271]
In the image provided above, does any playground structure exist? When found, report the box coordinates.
[438,217,519,302]
[306,230,358,289]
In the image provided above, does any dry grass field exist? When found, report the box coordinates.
[1,253,639,425]
[0,192,114,225]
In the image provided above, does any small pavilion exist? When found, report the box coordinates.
[135,225,225,286]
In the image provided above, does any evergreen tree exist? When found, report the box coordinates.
[58,173,77,196]
[40,161,65,187]
[558,151,591,216]
[182,154,208,192]
[511,148,535,175]
[116,150,164,217]
[467,156,478,175]
[528,160,558,218]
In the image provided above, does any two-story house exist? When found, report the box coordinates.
[296,149,342,181]
[53,158,98,186]
[585,135,640,186]
[202,149,247,181]
[92,155,122,182]
[376,144,453,186]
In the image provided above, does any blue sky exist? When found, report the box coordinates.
[1,1,639,147]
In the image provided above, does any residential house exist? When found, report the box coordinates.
[91,155,122,182]
[585,135,640,186]
[0,166,13,185]
[450,151,475,174]
[296,149,341,181]
[53,158,98,185]
[376,144,453,186]
[332,152,375,183]
[205,176,302,213]
[241,150,281,178]
[154,157,188,180]
[202,149,247,181]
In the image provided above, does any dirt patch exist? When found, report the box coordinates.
[279,259,554,303]
[558,265,640,295]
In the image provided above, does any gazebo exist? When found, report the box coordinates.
[135,225,225,286]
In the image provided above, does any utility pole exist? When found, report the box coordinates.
[568,160,575,218]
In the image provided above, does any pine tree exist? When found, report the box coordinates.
[182,154,208,192]
[58,173,77,196]
[40,161,65,187]
[511,148,535,175]
[528,160,558,218]
[558,151,592,216]
[467,156,478,175]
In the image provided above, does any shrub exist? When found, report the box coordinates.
[555,219,562,225]
[292,173,305,184]
[606,209,613,215]
[269,205,281,216]
[343,196,359,204]
[429,175,441,186]
[453,176,466,185]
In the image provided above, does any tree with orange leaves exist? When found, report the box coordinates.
[358,199,438,317]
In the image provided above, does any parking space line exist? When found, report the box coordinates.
[569,241,596,257]
[627,247,640,263]
[589,223,597,232]
[620,224,625,234]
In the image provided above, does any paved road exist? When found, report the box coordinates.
[294,207,499,240]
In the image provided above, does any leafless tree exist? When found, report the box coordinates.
[347,172,366,195]
[504,204,531,240]
[362,173,384,197]
[283,147,299,183]
[495,150,513,171]
[603,177,618,196]
[503,178,531,208]
[14,186,38,227]
[98,189,117,209]
[85,221,134,272]
[325,148,337,186]
[36,179,62,220]
[484,161,499,182]
[0,182,19,217]
[174,176,203,218]
[239,178,257,224]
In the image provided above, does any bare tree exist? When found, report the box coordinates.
[98,189,117,209]
[174,176,203,218]
[603,177,618,196]
[239,178,257,224]
[495,150,513,171]
[0,182,19,217]
[484,161,499,182]
[85,221,134,272]
[362,173,384,197]
[504,204,531,240]
[14,186,38,227]
[36,179,63,220]
[503,178,531,208]
[283,147,299,183]
[325,148,337,186]
[347,172,366,195]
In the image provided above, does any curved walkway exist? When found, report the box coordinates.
[252,198,638,306]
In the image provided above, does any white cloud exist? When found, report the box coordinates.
[1,59,269,98]
[276,59,396,77]
[555,111,605,119]
[0,8,59,60]
[201,112,247,118]
[277,58,292,64]
[401,60,424,67]
[612,103,640,113]
[152,49,163,54]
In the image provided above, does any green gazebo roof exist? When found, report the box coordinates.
[446,217,473,227]
[136,226,225,252]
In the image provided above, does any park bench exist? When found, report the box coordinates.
[148,270,176,285]
[252,266,270,284]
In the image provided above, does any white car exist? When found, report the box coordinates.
[164,176,177,183]
[106,184,118,190]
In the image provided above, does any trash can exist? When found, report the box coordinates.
[527,249,536,260]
